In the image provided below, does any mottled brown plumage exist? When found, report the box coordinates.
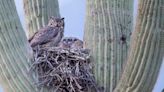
[57,37,83,49]
[71,38,83,49]
[29,17,64,47]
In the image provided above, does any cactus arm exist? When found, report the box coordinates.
[0,0,37,91]
[84,0,133,91]
[114,0,164,91]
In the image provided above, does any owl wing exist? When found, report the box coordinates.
[28,31,38,42]
[30,27,59,47]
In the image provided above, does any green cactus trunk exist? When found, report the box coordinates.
[114,0,164,91]
[0,0,37,91]
[84,0,133,91]
[23,0,60,38]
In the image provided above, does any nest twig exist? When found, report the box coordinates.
[29,46,99,92]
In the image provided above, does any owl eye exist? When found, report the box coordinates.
[74,39,77,41]
[68,39,72,41]
[63,39,66,41]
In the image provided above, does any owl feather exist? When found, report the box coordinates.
[29,17,64,47]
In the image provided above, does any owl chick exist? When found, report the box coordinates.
[29,17,64,47]
[70,38,83,49]
[57,38,70,49]
[57,37,83,49]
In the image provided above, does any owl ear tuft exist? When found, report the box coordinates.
[60,17,65,28]
[61,17,64,20]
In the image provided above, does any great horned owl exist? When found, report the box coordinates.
[29,17,64,47]
[58,37,83,49]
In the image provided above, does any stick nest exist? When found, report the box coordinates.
[30,46,99,92]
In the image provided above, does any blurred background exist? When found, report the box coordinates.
[0,0,163,92]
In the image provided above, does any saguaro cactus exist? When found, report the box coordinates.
[0,0,37,91]
[0,0,163,92]
[84,0,164,92]
[114,0,164,91]
[84,0,133,91]
[23,0,60,38]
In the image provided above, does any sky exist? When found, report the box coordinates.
[0,0,163,92]
[58,0,86,40]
